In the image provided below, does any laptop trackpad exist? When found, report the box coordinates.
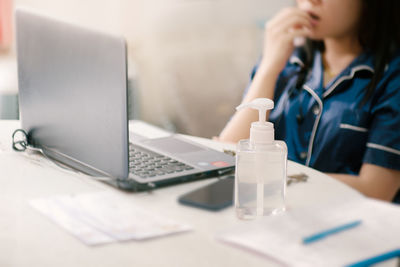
[142,137,205,155]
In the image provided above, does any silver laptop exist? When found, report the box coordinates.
[15,8,234,191]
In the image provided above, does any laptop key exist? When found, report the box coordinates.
[128,143,195,176]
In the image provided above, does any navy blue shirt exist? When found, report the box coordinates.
[246,48,400,202]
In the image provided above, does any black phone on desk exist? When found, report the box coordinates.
[178,175,234,211]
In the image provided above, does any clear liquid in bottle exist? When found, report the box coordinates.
[235,140,286,220]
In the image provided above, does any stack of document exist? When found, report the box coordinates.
[30,191,192,246]
[217,198,400,266]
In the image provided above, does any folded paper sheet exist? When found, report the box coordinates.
[30,191,192,246]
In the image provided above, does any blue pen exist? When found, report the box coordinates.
[302,220,362,245]
[345,248,400,267]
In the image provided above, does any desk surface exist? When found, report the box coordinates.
[0,120,363,267]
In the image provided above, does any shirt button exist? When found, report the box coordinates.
[300,152,307,160]
[312,105,320,115]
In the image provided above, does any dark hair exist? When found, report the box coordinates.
[296,0,400,103]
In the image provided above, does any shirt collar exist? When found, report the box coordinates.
[323,51,375,98]
[289,48,376,97]
[304,51,323,93]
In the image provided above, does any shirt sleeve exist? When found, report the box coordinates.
[363,70,400,171]
[242,59,300,103]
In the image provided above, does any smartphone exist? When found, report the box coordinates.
[178,175,234,211]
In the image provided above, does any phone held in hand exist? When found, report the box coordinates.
[178,175,234,211]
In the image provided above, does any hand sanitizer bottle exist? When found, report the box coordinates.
[235,98,287,219]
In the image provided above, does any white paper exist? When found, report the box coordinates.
[30,191,192,245]
[30,198,114,246]
[217,198,400,267]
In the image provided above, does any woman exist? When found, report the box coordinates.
[219,0,400,202]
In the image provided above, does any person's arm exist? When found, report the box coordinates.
[218,66,280,143]
[327,163,400,201]
[219,7,313,143]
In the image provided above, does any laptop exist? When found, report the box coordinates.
[15,8,235,191]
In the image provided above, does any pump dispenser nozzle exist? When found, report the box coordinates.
[236,98,275,144]
[236,98,274,123]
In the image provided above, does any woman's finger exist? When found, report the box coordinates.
[274,14,312,34]
[267,7,311,29]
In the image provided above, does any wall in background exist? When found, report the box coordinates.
[14,0,123,35]
[10,0,292,136]
[119,0,292,136]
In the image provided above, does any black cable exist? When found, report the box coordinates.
[12,129,29,151]
[11,128,111,181]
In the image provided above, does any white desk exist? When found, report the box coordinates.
[0,120,364,267]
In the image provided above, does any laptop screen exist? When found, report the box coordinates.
[16,8,130,178]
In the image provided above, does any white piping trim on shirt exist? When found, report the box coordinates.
[289,56,305,68]
[339,123,368,133]
[323,65,375,98]
[303,85,324,166]
[366,143,400,156]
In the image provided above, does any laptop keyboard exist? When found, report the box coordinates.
[129,143,194,178]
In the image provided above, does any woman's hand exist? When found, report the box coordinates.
[218,7,313,144]
[260,7,313,75]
